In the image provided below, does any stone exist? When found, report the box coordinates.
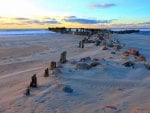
[90,62,100,67]
[44,68,49,77]
[76,63,91,70]
[135,55,146,61]
[62,85,73,93]
[122,61,134,68]
[30,74,37,88]
[60,51,67,64]
[128,49,139,56]
[80,57,91,62]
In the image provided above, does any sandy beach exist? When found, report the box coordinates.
[0,32,150,113]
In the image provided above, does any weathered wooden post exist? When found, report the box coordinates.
[30,74,37,88]
[60,51,67,64]
[44,68,49,77]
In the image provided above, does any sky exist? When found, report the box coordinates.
[0,0,150,29]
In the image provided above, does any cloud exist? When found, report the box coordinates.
[88,3,116,9]
[26,19,60,25]
[63,16,114,24]
[14,17,30,20]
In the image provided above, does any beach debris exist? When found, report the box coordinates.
[135,55,146,61]
[44,68,49,77]
[122,61,134,68]
[128,49,139,56]
[80,57,91,62]
[101,46,108,50]
[103,105,117,110]
[25,86,30,96]
[60,51,67,64]
[30,74,37,88]
[76,62,91,70]
[50,61,56,70]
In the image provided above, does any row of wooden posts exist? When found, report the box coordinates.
[25,51,67,96]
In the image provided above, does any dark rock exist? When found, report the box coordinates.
[90,62,100,67]
[80,57,91,62]
[122,61,134,68]
[76,63,91,70]
[111,52,116,54]
[63,85,73,93]
[128,49,139,56]
[101,46,108,50]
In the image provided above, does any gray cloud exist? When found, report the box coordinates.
[88,3,116,9]
[63,16,114,24]
[26,19,60,25]
[14,17,30,20]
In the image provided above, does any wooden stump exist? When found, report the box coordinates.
[30,74,37,88]
[60,51,67,64]
[44,68,49,77]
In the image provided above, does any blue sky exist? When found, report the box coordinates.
[0,0,150,28]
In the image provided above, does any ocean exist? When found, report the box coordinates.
[0,29,54,37]
[0,28,150,37]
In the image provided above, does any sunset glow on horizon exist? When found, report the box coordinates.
[0,0,150,29]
